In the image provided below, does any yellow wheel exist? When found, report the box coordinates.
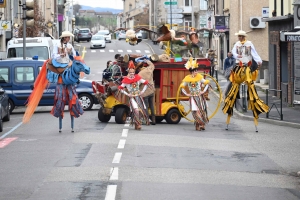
[176,74,222,122]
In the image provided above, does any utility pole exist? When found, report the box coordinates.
[22,0,26,60]
[191,0,194,28]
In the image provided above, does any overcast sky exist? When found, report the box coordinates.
[74,0,124,9]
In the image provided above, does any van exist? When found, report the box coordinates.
[6,37,54,60]
[0,60,98,113]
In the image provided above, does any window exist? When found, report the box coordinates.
[15,67,35,83]
[0,67,9,83]
[7,47,49,60]
[184,0,190,6]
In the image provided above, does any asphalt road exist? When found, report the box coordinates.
[0,39,299,200]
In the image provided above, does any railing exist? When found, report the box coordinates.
[266,89,283,120]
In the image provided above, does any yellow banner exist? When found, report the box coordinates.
[0,0,6,8]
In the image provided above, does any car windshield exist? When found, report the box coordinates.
[97,30,110,35]
[7,46,49,59]
[80,30,90,33]
[92,36,104,40]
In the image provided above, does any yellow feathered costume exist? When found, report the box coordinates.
[222,61,269,131]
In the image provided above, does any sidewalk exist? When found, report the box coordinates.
[143,39,300,129]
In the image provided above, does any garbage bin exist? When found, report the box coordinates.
[142,32,148,39]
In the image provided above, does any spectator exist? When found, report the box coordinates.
[223,52,236,80]
[102,60,113,83]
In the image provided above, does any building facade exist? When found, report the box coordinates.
[263,0,296,105]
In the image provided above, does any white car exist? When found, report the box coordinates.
[97,30,112,43]
[118,31,126,40]
[90,35,106,49]
[136,30,143,39]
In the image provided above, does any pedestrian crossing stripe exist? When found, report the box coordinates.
[118,50,123,52]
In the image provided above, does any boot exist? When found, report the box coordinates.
[195,123,201,131]
[135,123,141,130]
[151,116,156,125]
[200,125,205,130]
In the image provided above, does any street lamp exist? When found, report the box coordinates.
[72,18,75,46]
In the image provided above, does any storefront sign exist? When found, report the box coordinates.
[286,35,300,41]
[293,42,300,104]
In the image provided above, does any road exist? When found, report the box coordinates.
[0,39,299,200]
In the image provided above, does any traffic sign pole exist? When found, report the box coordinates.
[170,0,173,57]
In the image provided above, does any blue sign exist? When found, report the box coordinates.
[0,0,3,3]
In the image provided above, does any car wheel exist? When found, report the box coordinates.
[78,93,93,110]
[98,107,111,122]
[165,108,181,124]
[115,107,128,124]
[87,40,90,42]
[8,99,15,114]
[3,106,10,122]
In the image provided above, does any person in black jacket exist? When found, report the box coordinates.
[223,52,236,80]
[102,60,113,83]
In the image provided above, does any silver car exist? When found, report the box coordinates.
[90,35,106,49]
[118,31,126,40]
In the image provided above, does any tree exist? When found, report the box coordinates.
[18,0,47,37]
[73,4,82,16]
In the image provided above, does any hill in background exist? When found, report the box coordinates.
[80,5,122,14]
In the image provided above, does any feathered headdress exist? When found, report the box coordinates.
[184,57,198,70]
[128,60,136,70]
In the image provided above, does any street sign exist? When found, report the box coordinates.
[167,19,183,24]
[166,8,183,13]
[167,14,183,18]
[164,1,177,5]
[164,4,177,8]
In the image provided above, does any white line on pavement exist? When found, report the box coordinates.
[122,129,128,137]
[109,50,114,52]
[145,50,150,53]
[127,50,132,52]
[112,152,122,163]
[135,50,141,53]
[117,139,126,149]
[124,123,130,127]
[100,50,105,52]
[109,167,119,180]
[0,122,23,140]
[104,185,117,200]
[118,50,123,52]
[91,50,96,53]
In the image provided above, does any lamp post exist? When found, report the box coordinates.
[72,18,75,46]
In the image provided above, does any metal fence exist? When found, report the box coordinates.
[266,89,283,120]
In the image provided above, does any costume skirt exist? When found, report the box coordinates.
[190,95,209,125]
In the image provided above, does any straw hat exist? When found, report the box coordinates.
[235,30,247,37]
[59,31,74,38]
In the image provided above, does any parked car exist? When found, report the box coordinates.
[118,31,126,40]
[0,60,98,113]
[97,30,112,43]
[0,86,10,132]
[90,35,106,49]
[74,28,92,43]
[136,30,143,39]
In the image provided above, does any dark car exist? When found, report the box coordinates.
[0,86,10,132]
[74,28,92,43]
[0,60,98,113]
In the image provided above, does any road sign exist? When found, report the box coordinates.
[166,8,183,13]
[167,19,183,24]
[167,14,183,18]
[164,1,177,5]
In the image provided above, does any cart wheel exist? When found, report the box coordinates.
[165,108,181,124]
[98,107,111,122]
[115,107,128,124]
[176,74,222,122]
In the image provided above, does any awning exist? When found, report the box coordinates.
[284,29,300,41]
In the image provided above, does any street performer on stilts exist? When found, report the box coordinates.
[180,58,210,131]
[118,61,152,130]
[222,30,269,132]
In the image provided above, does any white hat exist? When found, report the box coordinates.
[235,30,247,37]
[59,31,74,38]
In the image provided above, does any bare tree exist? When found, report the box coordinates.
[73,4,82,16]
[18,0,47,37]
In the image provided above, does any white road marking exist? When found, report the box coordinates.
[117,139,126,149]
[145,50,150,53]
[135,50,141,53]
[124,123,130,127]
[110,167,119,180]
[109,50,114,52]
[127,50,132,52]
[91,50,96,53]
[104,185,117,200]
[122,129,128,137]
[0,122,23,140]
[100,50,105,52]
[112,152,122,163]
[118,50,123,52]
